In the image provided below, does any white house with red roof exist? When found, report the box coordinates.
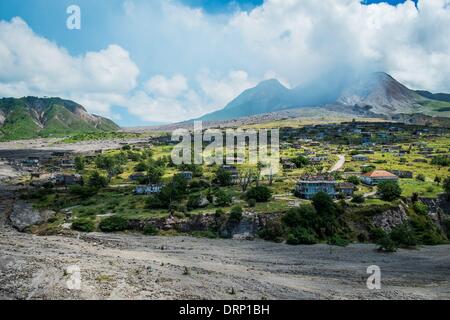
[362,170,399,185]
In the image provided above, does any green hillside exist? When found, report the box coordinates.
[0,97,120,141]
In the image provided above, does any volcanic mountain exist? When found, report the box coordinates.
[198,72,450,121]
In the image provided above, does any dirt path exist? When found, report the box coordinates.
[1,227,449,300]
[329,155,345,173]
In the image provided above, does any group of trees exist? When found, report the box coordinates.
[377,180,402,201]
[262,191,347,245]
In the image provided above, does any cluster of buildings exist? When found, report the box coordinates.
[295,170,401,199]
[295,174,355,199]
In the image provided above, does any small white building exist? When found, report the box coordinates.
[352,154,369,161]
[362,170,398,185]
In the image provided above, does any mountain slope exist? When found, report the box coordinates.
[416,90,450,103]
[199,72,450,121]
[337,72,425,115]
[0,97,119,141]
[200,79,296,121]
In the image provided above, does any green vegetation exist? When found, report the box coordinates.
[18,119,450,249]
[99,216,128,232]
[0,97,119,141]
[72,218,95,232]
[246,185,272,202]
[378,181,402,201]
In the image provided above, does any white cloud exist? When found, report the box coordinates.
[2,0,450,124]
[0,17,139,116]
[145,74,188,98]
[197,70,256,109]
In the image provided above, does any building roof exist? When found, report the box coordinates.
[337,182,355,189]
[363,170,397,178]
[298,174,336,182]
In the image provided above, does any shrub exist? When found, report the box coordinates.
[369,227,386,242]
[228,206,243,223]
[246,186,272,202]
[215,209,224,218]
[327,235,349,247]
[134,162,147,172]
[378,181,402,202]
[390,224,418,248]
[72,218,95,232]
[215,190,233,207]
[187,194,202,210]
[258,220,285,242]
[215,168,232,186]
[282,205,317,229]
[431,155,450,167]
[174,211,186,219]
[146,195,165,209]
[377,235,397,252]
[444,177,450,199]
[74,156,85,171]
[286,227,318,245]
[347,176,360,186]
[247,198,256,207]
[442,219,450,240]
[312,191,337,216]
[336,192,346,200]
[99,216,128,232]
[292,155,309,168]
[69,185,96,198]
[421,230,446,245]
[413,201,428,215]
[416,174,426,182]
[141,224,157,235]
[88,171,108,189]
[351,194,365,204]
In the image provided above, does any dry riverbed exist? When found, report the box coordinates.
[0,224,449,300]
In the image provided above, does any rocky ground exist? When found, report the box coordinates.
[1,196,449,300]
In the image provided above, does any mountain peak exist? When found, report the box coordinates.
[256,78,286,89]
[0,96,119,141]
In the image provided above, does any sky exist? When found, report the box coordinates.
[0,0,448,126]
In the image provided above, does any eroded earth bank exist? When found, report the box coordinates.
[1,193,449,300]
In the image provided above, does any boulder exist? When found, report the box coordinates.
[9,201,55,232]
[372,203,408,232]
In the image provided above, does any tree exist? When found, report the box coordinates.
[74,156,84,171]
[215,189,232,207]
[88,171,108,189]
[246,185,272,202]
[134,162,147,172]
[156,174,188,210]
[312,191,337,217]
[238,168,256,192]
[215,168,232,186]
[229,206,243,223]
[390,224,418,248]
[351,194,365,203]
[312,192,340,237]
[292,155,309,168]
[187,194,202,210]
[95,155,122,179]
[347,175,360,186]
[444,177,450,199]
[147,164,164,184]
[282,205,318,230]
[378,181,402,201]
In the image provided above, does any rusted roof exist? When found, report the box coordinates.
[363,170,397,178]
